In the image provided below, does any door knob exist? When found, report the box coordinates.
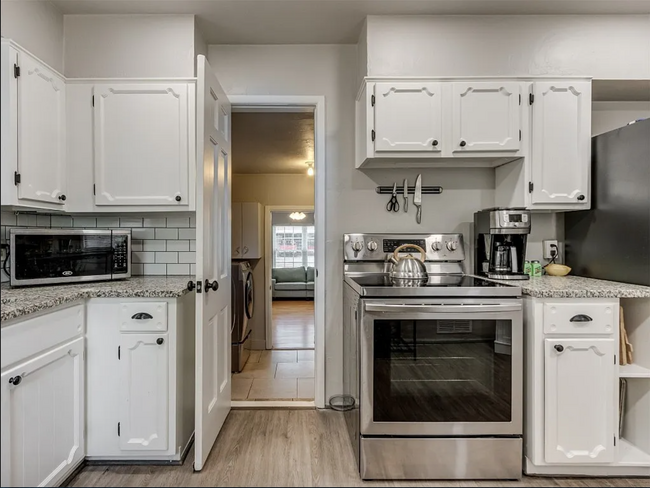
[554,344,564,353]
[187,280,196,291]
[156,338,164,345]
[205,279,219,292]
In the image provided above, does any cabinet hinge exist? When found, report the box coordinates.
[519,130,522,141]
[528,182,534,193]
[92,95,94,107]
[614,436,616,446]
[117,422,121,437]
[118,346,121,360]
[14,172,21,185]
[519,94,521,105]
[371,129,375,142]
[371,94,375,107]
[93,184,96,195]
[529,93,534,105]
[614,354,617,364]
[13,64,20,78]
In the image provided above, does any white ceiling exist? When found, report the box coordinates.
[51,0,650,44]
[232,112,314,174]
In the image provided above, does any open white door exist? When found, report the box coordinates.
[194,55,232,471]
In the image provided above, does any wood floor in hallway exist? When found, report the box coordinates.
[272,299,314,349]
[68,410,646,487]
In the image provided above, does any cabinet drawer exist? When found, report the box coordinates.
[1,303,84,369]
[119,302,167,332]
[543,302,616,335]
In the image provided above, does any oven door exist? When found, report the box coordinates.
[360,298,522,437]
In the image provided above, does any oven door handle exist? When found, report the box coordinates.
[364,303,521,313]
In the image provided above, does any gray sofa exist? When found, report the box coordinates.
[271,266,315,299]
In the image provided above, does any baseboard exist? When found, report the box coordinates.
[232,400,315,409]
[524,457,650,477]
[59,458,86,487]
[250,339,266,350]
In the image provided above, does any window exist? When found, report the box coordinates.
[273,226,315,268]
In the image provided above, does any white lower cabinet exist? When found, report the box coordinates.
[544,338,615,464]
[0,305,85,487]
[119,333,169,451]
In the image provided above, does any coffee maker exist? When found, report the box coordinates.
[474,208,531,280]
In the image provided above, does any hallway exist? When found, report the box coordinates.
[272,300,314,349]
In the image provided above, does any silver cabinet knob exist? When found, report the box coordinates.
[243,246,249,254]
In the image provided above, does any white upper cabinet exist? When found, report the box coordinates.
[232,202,263,259]
[119,333,169,451]
[530,81,591,206]
[373,82,443,153]
[1,41,66,209]
[451,82,521,153]
[544,337,615,465]
[93,83,192,207]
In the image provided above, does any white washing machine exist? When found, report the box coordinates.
[231,261,254,373]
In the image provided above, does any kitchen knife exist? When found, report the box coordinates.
[414,174,422,224]
[403,178,408,212]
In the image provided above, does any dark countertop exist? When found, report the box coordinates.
[1,276,192,323]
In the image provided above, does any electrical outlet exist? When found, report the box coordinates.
[543,240,559,260]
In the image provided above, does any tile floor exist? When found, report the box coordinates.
[232,349,315,401]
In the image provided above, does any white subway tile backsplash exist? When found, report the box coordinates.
[143,240,166,251]
[166,217,190,228]
[73,217,96,227]
[156,228,178,240]
[131,228,155,240]
[131,263,144,276]
[190,263,196,275]
[166,264,190,275]
[120,218,143,228]
[133,251,155,264]
[1,212,17,226]
[189,215,196,227]
[166,240,189,252]
[144,218,166,228]
[96,217,120,227]
[17,214,37,226]
[178,228,196,239]
[51,215,73,227]
[143,263,166,275]
[36,215,51,227]
[131,240,143,252]
[189,240,196,251]
[155,252,178,263]
[178,252,195,264]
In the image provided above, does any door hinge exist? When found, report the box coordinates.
[14,172,21,185]
[93,184,96,195]
[529,93,534,105]
[13,64,20,78]
[117,422,121,437]
[92,95,94,107]
[519,130,522,141]
[371,94,375,107]
[614,354,617,364]
[118,346,121,360]
[614,436,616,446]
[371,129,375,142]
[519,94,521,105]
[528,182,534,193]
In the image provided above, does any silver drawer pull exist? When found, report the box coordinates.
[131,312,153,320]
[570,314,593,323]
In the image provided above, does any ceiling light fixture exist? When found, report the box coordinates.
[306,161,314,176]
[289,212,306,221]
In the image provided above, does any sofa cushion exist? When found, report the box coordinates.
[306,266,315,282]
[272,267,306,283]
[275,282,307,291]
[305,282,315,290]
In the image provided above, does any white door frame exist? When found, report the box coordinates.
[265,204,316,350]
[230,95,325,409]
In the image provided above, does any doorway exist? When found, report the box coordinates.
[228,100,323,406]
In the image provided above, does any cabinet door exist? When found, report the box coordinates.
[1,338,84,488]
[232,202,242,259]
[16,51,66,205]
[531,81,591,205]
[373,82,442,153]
[452,82,521,152]
[94,84,190,206]
[241,202,263,259]
[119,333,168,451]
[544,338,615,464]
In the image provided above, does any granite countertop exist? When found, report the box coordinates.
[490,275,650,299]
[1,276,192,323]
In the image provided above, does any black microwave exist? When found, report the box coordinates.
[9,229,131,287]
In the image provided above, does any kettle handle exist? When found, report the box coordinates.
[393,244,427,263]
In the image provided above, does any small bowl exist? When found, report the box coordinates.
[545,264,572,276]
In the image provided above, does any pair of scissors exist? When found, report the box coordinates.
[386,182,399,212]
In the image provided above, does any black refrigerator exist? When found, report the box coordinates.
[565,119,650,286]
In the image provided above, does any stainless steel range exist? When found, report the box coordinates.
[342,233,523,481]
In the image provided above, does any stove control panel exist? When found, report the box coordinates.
[344,234,465,262]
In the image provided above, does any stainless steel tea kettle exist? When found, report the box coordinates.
[388,244,428,286]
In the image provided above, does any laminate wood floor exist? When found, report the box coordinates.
[67,410,647,488]
[272,300,314,349]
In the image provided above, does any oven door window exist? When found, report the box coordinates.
[13,234,113,280]
[373,318,512,423]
